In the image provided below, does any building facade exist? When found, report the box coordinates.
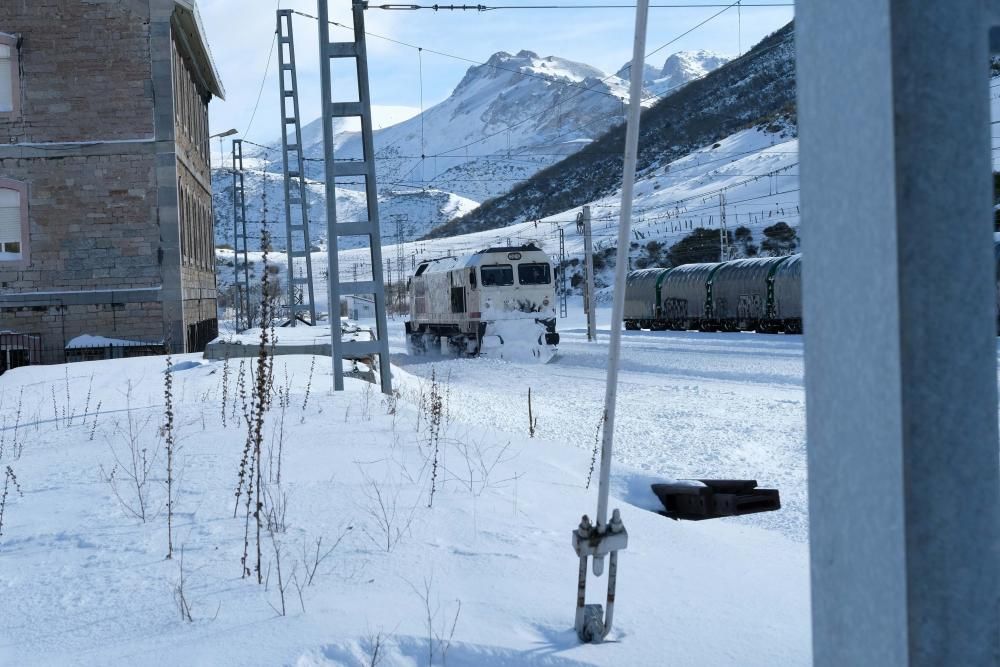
[0,0,223,365]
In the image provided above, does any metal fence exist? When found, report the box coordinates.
[0,341,187,377]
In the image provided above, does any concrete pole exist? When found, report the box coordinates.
[595,0,649,538]
[582,206,597,341]
[796,2,999,665]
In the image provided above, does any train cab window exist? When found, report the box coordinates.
[481,264,513,286]
[414,263,429,277]
[517,263,551,285]
[469,268,477,289]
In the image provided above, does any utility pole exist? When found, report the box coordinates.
[277,9,318,326]
[572,0,647,645]
[558,226,568,318]
[582,206,597,341]
[231,139,251,330]
[317,0,392,394]
[719,191,731,262]
[392,213,407,311]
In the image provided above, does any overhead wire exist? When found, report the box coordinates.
[369,2,792,8]
[242,0,283,141]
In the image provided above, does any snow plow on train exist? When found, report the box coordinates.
[404,244,560,362]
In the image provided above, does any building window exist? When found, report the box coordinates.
[0,180,27,264]
[0,34,19,116]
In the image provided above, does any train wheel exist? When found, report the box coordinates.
[406,333,425,356]
[624,321,640,331]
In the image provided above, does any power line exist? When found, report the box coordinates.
[290,9,624,100]
[369,2,792,8]
[242,0,282,140]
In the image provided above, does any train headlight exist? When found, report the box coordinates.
[543,297,550,306]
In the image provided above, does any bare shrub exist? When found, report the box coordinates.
[174,545,194,622]
[426,369,444,508]
[585,412,606,489]
[527,387,538,438]
[407,574,462,667]
[163,355,176,559]
[301,355,316,420]
[301,527,352,586]
[359,469,419,553]
[266,529,297,617]
[362,627,390,667]
[0,465,23,537]
[101,381,157,522]
[88,400,102,442]
[449,437,516,498]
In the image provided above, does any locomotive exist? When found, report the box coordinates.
[404,244,560,360]
[624,254,803,333]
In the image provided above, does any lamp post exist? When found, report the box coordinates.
[210,128,238,170]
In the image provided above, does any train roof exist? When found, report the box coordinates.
[414,244,552,276]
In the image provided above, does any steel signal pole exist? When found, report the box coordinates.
[582,205,597,341]
[571,0,648,645]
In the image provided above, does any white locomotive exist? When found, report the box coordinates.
[404,244,560,361]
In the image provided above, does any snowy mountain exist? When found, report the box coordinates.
[430,23,794,238]
[211,168,478,254]
[212,47,730,255]
[650,50,732,96]
[289,49,638,202]
[617,49,731,97]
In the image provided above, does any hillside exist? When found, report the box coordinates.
[211,49,730,255]
[427,22,795,238]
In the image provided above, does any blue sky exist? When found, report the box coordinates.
[200,0,793,163]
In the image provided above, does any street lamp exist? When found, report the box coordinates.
[209,128,238,169]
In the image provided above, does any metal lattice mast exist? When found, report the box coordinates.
[317,0,392,393]
[392,213,407,311]
[719,191,731,261]
[232,139,251,329]
[558,226,568,318]
[277,9,317,326]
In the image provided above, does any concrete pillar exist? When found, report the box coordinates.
[796,1,1000,665]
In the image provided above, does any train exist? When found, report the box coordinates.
[624,254,803,333]
[404,244,561,361]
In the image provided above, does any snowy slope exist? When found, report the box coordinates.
[326,125,799,300]
[211,47,733,257]
[0,341,812,666]
[618,50,732,98]
[213,123,797,327]
[211,168,479,253]
[294,50,637,202]
[433,23,795,237]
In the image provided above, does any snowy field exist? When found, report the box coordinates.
[387,299,807,541]
[0,307,812,666]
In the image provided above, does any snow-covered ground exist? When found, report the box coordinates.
[0,304,812,666]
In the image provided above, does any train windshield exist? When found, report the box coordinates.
[517,263,551,285]
[481,264,514,286]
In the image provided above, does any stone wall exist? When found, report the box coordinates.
[0,1,223,359]
[1,299,164,363]
[0,0,154,143]
[0,153,159,292]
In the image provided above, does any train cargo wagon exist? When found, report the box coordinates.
[624,268,672,329]
[711,257,789,330]
[995,240,1000,333]
[771,253,803,333]
[660,262,721,328]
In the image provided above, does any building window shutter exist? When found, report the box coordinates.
[0,188,22,257]
[0,44,12,113]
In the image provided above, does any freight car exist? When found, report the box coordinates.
[404,244,560,361]
[624,254,803,333]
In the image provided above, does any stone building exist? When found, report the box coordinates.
[0,0,223,368]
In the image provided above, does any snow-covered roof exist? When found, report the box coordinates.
[65,335,157,349]
[172,0,225,100]
[417,245,552,275]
